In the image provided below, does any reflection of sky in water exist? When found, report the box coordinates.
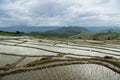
[2,64,120,80]
[0,54,20,66]
[19,43,120,58]
[0,45,57,56]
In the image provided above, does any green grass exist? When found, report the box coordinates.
[92,57,120,68]
[0,31,27,36]
[25,59,60,67]
[25,56,120,68]
[33,35,74,42]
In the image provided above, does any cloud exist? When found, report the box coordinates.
[0,0,120,27]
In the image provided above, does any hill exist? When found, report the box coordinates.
[0,25,59,32]
[86,27,120,32]
[93,32,120,40]
[34,27,89,37]
[101,29,120,33]
[70,32,92,39]
[69,30,120,40]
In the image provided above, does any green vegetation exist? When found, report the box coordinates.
[93,31,120,40]
[70,32,92,39]
[0,31,15,36]
[25,56,120,68]
[0,27,120,41]
[29,27,120,41]
[29,27,88,38]
[92,57,120,68]
[0,31,27,36]
[25,59,59,67]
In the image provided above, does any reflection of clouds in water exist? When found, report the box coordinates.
[0,54,20,66]
[2,64,120,80]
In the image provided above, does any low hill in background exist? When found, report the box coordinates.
[85,27,120,32]
[0,26,120,40]
[30,27,89,37]
[101,29,120,33]
[92,32,120,40]
[0,25,119,33]
[0,25,59,32]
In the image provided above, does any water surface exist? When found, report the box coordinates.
[2,64,120,80]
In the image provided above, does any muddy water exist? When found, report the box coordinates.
[18,44,120,58]
[0,45,57,56]
[2,64,120,80]
[0,54,20,66]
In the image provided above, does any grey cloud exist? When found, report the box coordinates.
[31,2,66,17]
[0,0,120,27]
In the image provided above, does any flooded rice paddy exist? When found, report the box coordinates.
[0,37,120,80]
[1,64,120,80]
[0,45,57,56]
[0,54,20,66]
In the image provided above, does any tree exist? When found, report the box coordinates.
[15,31,21,36]
[108,37,111,40]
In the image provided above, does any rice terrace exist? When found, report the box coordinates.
[0,35,120,80]
[0,0,120,80]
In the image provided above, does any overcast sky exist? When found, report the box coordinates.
[0,0,120,27]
